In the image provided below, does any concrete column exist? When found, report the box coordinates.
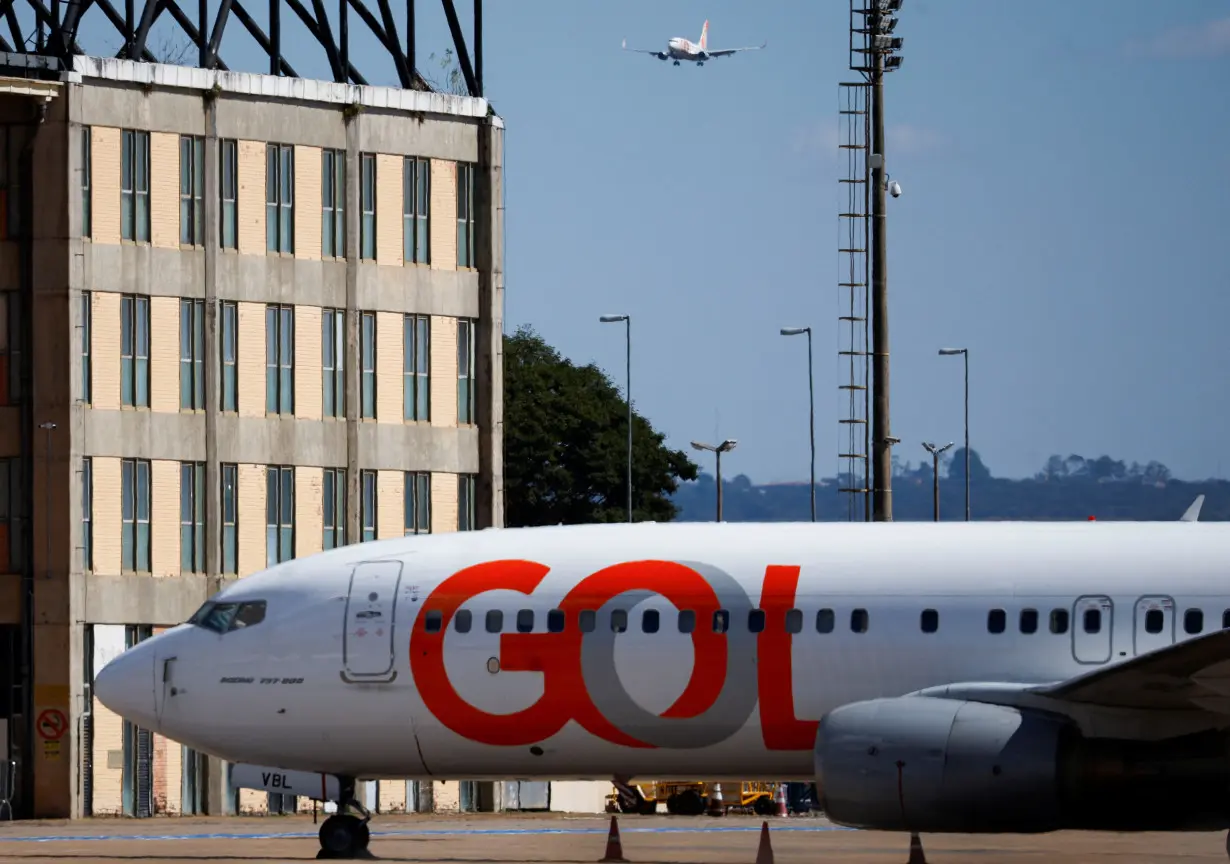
[475,118,504,530]
[344,112,360,541]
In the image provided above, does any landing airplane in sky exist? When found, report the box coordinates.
[622,20,766,67]
[96,514,1230,860]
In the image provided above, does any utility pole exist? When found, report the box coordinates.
[691,439,738,523]
[939,347,970,520]
[781,327,816,522]
[600,315,632,522]
[922,441,953,522]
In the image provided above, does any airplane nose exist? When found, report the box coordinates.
[94,645,157,730]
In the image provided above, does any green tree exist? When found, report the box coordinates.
[505,326,697,526]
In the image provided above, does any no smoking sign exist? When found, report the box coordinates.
[36,708,68,742]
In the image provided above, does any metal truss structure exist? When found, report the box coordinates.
[0,0,484,95]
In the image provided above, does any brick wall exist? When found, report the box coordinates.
[375,311,401,424]
[237,140,265,256]
[90,127,121,245]
[237,301,265,418]
[429,159,456,270]
[149,296,179,413]
[90,292,120,411]
[151,459,180,578]
[294,304,322,420]
[237,463,266,576]
[296,466,323,558]
[429,316,457,427]
[431,472,457,534]
[375,154,402,266]
[294,145,322,261]
[149,132,179,249]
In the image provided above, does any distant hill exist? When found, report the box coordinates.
[670,450,1230,522]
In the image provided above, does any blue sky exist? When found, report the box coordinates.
[61,0,1230,482]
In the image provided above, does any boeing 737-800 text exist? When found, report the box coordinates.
[622,21,765,67]
[95,519,1230,859]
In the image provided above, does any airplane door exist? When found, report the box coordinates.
[341,561,403,684]
[154,653,178,730]
[1133,595,1175,656]
[1072,595,1114,664]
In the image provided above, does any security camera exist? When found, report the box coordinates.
[889,180,902,198]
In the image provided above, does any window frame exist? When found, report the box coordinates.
[458,474,476,530]
[0,457,24,572]
[403,314,429,421]
[404,471,431,535]
[359,153,376,260]
[179,299,205,411]
[121,458,151,574]
[220,301,237,413]
[0,291,22,405]
[120,295,150,409]
[457,317,476,425]
[361,470,377,542]
[360,311,376,419]
[265,465,295,566]
[322,308,345,418]
[456,161,475,268]
[322,467,346,550]
[403,156,430,265]
[321,148,346,259]
[121,129,150,243]
[179,135,205,247]
[221,463,238,575]
[220,139,238,250]
[80,291,91,405]
[81,457,93,572]
[265,304,295,415]
[265,143,294,254]
[81,126,92,239]
[180,461,205,574]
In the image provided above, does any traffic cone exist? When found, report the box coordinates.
[774,784,788,817]
[907,832,927,864]
[706,784,725,817]
[754,820,774,864]
[599,815,629,863]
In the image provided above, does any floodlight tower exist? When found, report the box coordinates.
[850,0,904,522]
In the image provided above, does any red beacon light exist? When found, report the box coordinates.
[1087,515,1096,521]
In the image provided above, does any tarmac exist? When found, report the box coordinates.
[1,812,1229,863]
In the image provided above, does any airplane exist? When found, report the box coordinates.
[622,20,766,67]
[95,511,1230,860]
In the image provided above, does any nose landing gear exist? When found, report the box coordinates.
[317,777,375,860]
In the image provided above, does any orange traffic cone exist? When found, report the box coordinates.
[755,820,774,864]
[774,784,788,817]
[907,832,927,864]
[599,815,629,863]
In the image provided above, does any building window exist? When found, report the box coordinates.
[180,299,204,411]
[359,153,376,260]
[266,466,294,566]
[221,464,237,575]
[361,470,377,542]
[180,462,205,573]
[323,468,346,550]
[121,458,151,573]
[457,318,475,424]
[80,292,91,405]
[266,143,294,254]
[456,162,475,268]
[0,457,26,571]
[265,305,294,415]
[322,149,345,258]
[360,312,375,419]
[120,295,150,408]
[121,129,150,243]
[179,135,205,246]
[0,127,26,239]
[81,457,93,572]
[403,314,429,421]
[458,474,476,531]
[404,471,430,535]
[403,156,429,264]
[82,126,92,238]
[220,301,237,412]
[322,309,345,418]
[0,291,20,405]
[220,139,237,250]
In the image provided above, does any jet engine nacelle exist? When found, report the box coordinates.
[815,696,1069,834]
[815,696,1230,834]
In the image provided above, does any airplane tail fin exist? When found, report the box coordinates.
[699,20,709,51]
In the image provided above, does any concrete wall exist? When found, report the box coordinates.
[2,58,504,820]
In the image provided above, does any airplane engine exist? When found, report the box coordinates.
[815,696,1230,834]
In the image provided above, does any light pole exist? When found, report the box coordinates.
[921,441,953,522]
[38,422,55,581]
[600,314,632,523]
[780,327,815,522]
[938,348,970,520]
[691,439,738,522]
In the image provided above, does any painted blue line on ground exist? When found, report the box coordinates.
[0,822,853,844]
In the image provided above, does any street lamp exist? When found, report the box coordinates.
[38,422,55,581]
[921,441,953,522]
[780,327,815,522]
[938,348,970,521]
[691,439,738,522]
[600,314,632,523]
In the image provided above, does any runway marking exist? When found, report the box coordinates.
[0,822,853,844]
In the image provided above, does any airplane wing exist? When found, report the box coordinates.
[621,39,667,58]
[705,41,767,58]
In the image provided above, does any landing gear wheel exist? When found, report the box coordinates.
[673,790,706,816]
[318,814,364,858]
[1225,829,1230,860]
[753,796,776,817]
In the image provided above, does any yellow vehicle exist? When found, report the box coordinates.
[608,780,780,816]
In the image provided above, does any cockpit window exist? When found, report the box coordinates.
[188,600,266,633]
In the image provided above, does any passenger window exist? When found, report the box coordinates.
[1050,609,1069,634]
[850,609,868,633]
[423,610,443,633]
[1145,609,1164,634]
[678,610,696,633]
[1185,609,1204,635]
[987,609,1006,634]
[816,608,835,634]
[611,609,628,633]
[920,609,938,634]
[516,609,534,633]
[643,609,660,634]
[748,609,765,633]
[485,609,503,633]
[713,610,729,633]
[454,609,472,633]
[785,609,803,634]
[1020,609,1038,634]
[579,610,596,633]
[230,601,267,630]
[547,609,565,633]
[1083,608,1101,634]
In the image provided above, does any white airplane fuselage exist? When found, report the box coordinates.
[97,521,1230,789]
[667,38,703,62]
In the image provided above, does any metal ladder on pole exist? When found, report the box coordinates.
[837,81,871,523]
